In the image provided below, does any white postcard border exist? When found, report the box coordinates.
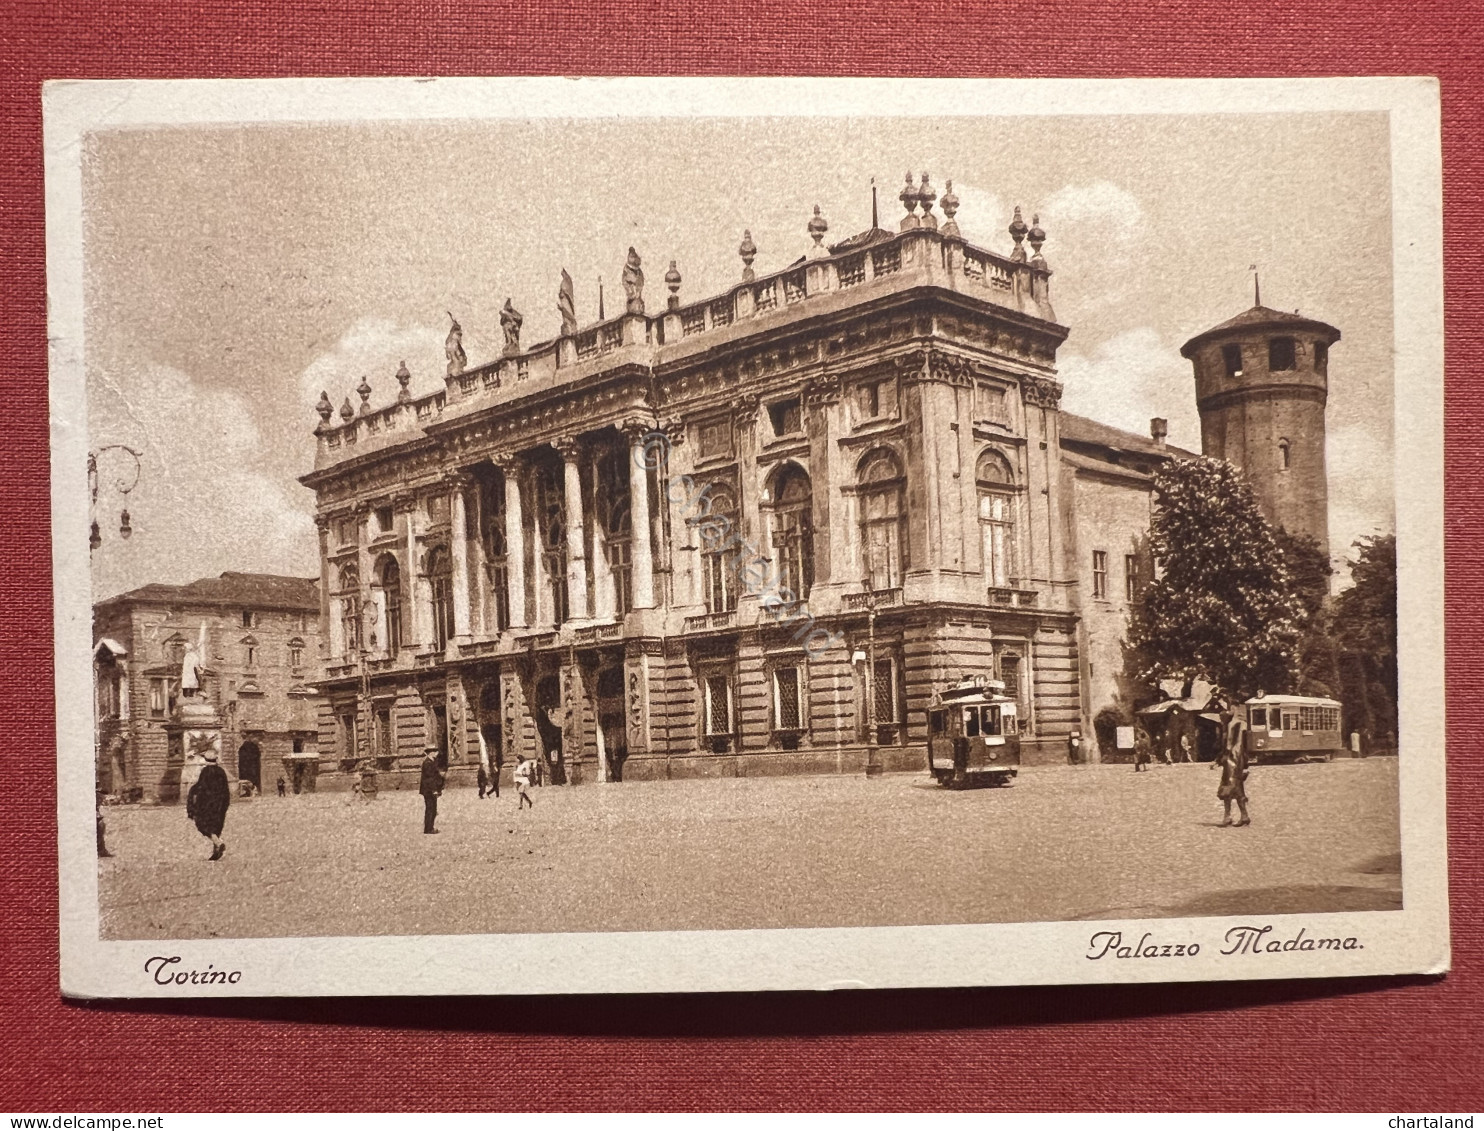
[45,75,1447,997]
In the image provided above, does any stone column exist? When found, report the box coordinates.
[626,423,656,609]
[468,473,487,636]
[397,493,424,652]
[556,438,589,621]
[499,456,528,630]
[315,515,335,660]
[449,473,473,644]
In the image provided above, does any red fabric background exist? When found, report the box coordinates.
[2,0,1481,1112]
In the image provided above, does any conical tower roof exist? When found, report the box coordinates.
[1180,304,1340,359]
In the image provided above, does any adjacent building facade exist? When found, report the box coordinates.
[299,184,1334,788]
[93,572,323,802]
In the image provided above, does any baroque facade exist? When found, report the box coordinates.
[93,572,323,802]
[301,181,1269,787]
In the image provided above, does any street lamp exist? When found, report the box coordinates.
[88,445,142,552]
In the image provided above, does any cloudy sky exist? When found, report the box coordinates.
[82,111,1393,599]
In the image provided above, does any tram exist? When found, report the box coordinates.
[926,676,1021,788]
[1241,694,1345,763]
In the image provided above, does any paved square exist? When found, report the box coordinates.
[98,759,1402,939]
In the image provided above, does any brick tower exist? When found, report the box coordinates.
[1180,287,1340,559]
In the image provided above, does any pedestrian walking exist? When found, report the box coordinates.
[1133,729,1152,772]
[185,747,231,860]
[420,745,445,834]
[1180,733,1194,763]
[477,763,490,800]
[1216,710,1251,827]
[514,756,534,810]
[276,775,286,797]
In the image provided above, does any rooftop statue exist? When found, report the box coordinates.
[500,298,523,357]
[622,247,645,316]
[558,269,577,335]
[445,313,466,377]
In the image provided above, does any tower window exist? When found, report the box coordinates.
[1314,340,1329,373]
[1279,438,1291,470]
[1269,337,1296,371]
[1222,344,1244,378]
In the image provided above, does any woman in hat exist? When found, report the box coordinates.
[185,747,232,860]
[1215,704,1252,827]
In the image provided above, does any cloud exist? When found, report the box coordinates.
[939,182,1008,251]
[89,362,319,599]
[1044,181,1146,244]
[1057,327,1199,450]
[297,315,465,415]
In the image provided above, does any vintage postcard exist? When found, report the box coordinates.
[46,76,1446,997]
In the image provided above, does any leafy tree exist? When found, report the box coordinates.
[1274,529,1342,699]
[1127,457,1307,700]
[1332,534,1398,748]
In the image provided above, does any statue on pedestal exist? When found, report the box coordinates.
[622,247,645,316]
[445,313,467,377]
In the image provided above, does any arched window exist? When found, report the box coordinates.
[427,546,454,652]
[976,449,1018,588]
[482,473,510,630]
[599,446,634,615]
[699,485,739,613]
[858,449,907,591]
[534,463,568,625]
[769,464,814,600]
[377,554,402,658]
[337,563,361,655]
[1278,437,1291,470]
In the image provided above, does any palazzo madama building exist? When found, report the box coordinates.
[301,179,1201,786]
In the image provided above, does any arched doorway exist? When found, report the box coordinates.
[533,672,565,784]
[237,741,262,793]
[596,661,627,782]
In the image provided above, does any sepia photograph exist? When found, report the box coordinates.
[46,76,1447,995]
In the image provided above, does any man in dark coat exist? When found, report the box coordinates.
[185,748,231,860]
[420,745,445,834]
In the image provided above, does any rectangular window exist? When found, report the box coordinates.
[768,398,802,437]
[290,644,304,668]
[773,667,802,731]
[339,711,358,759]
[292,737,305,755]
[245,645,257,668]
[1092,550,1109,598]
[1314,340,1329,373]
[1269,337,1296,371]
[1125,554,1139,602]
[703,674,732,736]
[149,678,165,718]
[1222,344,1244,378]
[1250,707,1268,728]
[858,382,880,420]
[374,705,393,759]
[872,658,897,724]
[375,505,395,536]
[1282,709,1301,731]
[241,609,256,628]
